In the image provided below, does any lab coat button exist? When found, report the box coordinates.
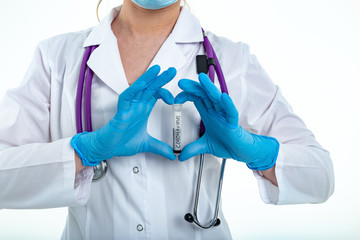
[136,224,143,232]
[133,166,139,174]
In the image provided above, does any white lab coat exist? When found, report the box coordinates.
[0,6,334,240]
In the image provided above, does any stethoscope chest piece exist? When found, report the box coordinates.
[92,160,108,182]
[184,213,221,228]
[184,154,226,229]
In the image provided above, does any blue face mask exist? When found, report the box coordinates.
[131,0,178,10]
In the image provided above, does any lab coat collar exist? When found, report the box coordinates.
[171,6,204,43]
[83,5,204,95]
[83,6,204,47]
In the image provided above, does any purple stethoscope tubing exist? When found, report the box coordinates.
[184,29,227,229]
[76,29,229,228]
[76,45,98,133]
[76,45,108,181]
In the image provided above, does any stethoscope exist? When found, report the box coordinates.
[76,29,229,229]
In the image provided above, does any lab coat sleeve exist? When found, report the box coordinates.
[0,41,93,209]
[239,54,334,205]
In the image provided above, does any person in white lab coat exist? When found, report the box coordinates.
[0,0,334,239]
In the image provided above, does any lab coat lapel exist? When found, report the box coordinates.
[86,32,128,95]
[149,34,186,81]
[149,7,203,88]
[84,6,128,95]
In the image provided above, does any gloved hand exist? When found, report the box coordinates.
[174,73,279,171]
[71,65,177,166]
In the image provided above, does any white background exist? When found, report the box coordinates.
[0,0,359,239]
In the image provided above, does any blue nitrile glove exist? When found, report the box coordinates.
[174,73,279,171]
[71,65,177,166]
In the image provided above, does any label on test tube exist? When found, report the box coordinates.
[173,104,182,154]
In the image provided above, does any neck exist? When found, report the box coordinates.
[112,0,181,38]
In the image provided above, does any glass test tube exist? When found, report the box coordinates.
[172,104,182,154]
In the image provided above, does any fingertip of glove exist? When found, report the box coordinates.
[178,154,188,162]
[198,72,207,78]
[157,89,174,105]
[221,92,231,101]
[198,72,210,82]
[166,98,175,105]
[177,79,191,89]
[177,79,184,88]
[150,64,161,72]
[167,67,177,76]
[164,151,176,161]
[174,94,185,104]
